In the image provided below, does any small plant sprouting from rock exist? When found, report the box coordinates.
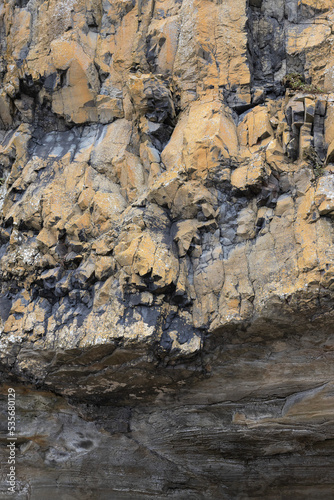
[282,73,325,94]
[303,147,325,178]
[283,72,304,90]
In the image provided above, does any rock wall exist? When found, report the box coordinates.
[1,0,334,498]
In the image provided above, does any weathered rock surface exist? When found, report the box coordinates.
[1,0,334,498]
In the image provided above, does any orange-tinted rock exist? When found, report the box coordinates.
[2,1,334,496]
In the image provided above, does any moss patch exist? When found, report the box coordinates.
[282,73,325,94]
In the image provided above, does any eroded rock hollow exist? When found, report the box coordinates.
[1,0,334,498]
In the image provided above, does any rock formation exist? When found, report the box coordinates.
[1,0,334,497]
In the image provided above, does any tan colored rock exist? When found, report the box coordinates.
[0,124,31,168]
[299,123,313,160]
[147,16,180,76]
[36,228,57,250]
[92,190,126,227]
[0,91,13,128]
[113,152,145,203]
[114,235,141,268]
[65,211,93,239]
[173,0,250,108]
[78,188,95,211]
[304,98,315,123]
[315,174,334,215]
[326,139,334,164]
[256,207,274,228]
[2,3,334,495]
[92,234,114,256]
[147,168,183,208]
[299,0,332,8]
[275,195,294,217]
[95,256,115,281]
[248,107,274,147]
[265,139,286,170]
[90,120,133,177]
[287,23,331,55]
[132,233,156,277]
[96,94,124,123]
[231,159,270,191]
[174,220,199,257]
[162,100,238,178]
[152,236,179,287]
[294,167,314,197]
[127,73,175,120]
[216,244,253,326]
[93,277,113,308]
[112,7,138,74]
[236,205,257,239]
[238,106,274,148]
[51,34,99,123]
[171,180,216,220]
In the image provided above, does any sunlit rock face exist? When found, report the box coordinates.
[1,0,334,497]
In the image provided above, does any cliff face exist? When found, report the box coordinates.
[1,0,334,498]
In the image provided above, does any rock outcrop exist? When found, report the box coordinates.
[1,0,334,498]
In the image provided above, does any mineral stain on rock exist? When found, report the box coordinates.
[1,0,334,498]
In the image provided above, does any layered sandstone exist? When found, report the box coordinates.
[1,0,334,498]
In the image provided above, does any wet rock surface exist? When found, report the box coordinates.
[1,0,334,498]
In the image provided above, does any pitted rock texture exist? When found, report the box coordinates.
[1,0,334,498]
